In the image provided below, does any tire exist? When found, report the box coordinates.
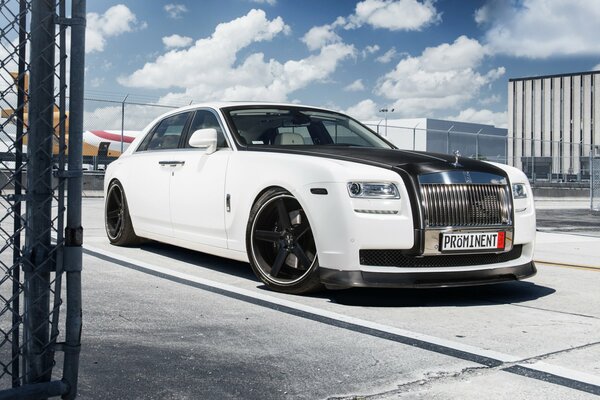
[105,180,141,246]
[246,188,323,294]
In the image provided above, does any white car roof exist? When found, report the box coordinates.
[165,101,337,114]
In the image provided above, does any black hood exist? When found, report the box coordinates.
[246,145,507,177]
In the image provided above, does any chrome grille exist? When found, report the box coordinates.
[421,184,511,227]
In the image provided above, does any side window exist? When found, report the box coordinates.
[276,126,314,144]
[140,112,190,151]
[187,110,228,148]
[323,121,370,146]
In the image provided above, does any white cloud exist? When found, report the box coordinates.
[473,2,508,25]
[164,4,188,19]
[447,108,508,128]
[480,94,500,105]
[302,24,341,51]
[250,0,277,5]
[301,1,439,59]
[119,9,354,103]
[593,63,600,71]
[346,0,441,31]
[361,44,380,58]
[376,48,397,63]
[474,7,488,25]
[87,5,143,53]
[90,77,105,88]
[119,10,290,89]
[344,99,380,120]
[344,79,365,92]
[479,0,600,58]
[299,0,439,68]
[375,36,504,116]
[162,34,193,49]
[84,103,171,131]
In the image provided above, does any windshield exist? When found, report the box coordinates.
[223,106,394,149]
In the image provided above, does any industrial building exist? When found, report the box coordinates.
[508,70,600,180]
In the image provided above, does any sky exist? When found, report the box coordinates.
[82,0,600,128]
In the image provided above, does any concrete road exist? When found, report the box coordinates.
[536,208,600,237]
[76,198,600,399]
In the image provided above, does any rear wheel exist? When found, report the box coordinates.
[246,188,322,294]
[105,180,140,246]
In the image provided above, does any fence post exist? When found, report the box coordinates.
[475,129,482,160]
[23,0,57,384]
[62,0,86,398]
[579,141,583,182]
[446,125,454,154]
[592,146,600,214]
[11,0,28,388]
[505,136,509,166]
[532,147,536,183]
[121,94,129,154]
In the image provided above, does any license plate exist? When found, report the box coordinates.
[440,232,505,252]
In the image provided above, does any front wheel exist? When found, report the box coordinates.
[246,188,322,294]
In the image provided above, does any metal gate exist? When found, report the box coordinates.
[0,0,84,398]
[592,146,600,214]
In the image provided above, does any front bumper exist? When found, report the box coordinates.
[319,261,537,289]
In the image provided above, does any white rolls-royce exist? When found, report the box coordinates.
[104,103,536,294]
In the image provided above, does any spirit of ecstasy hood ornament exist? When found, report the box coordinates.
[451,150,462,168]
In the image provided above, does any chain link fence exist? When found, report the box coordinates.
[364,122,596,184]
[77,97,177,171]
[508,139,596,184]
[362,122,509,162]
[592,146,600,214]
[0,0,84,398]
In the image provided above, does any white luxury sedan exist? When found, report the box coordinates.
[104,102,537,294]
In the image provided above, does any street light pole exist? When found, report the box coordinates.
[379,108,394,137]
[121,94,129,154]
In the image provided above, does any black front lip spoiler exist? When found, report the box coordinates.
[319,262,537,289]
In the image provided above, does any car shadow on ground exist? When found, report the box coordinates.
[135,241,555,308]
[322,281,555,308]
[138,241,259,281]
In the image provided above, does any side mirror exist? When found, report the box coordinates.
[188,128,218,154]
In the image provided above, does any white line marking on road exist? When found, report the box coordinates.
[535,260,600,271]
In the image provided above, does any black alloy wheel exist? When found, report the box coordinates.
[247,188,322,294]
[105,180,140,246]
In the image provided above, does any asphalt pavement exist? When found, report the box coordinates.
[66,198,600,399]
[536,208,600,237]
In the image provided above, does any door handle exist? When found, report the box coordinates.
[158,160,185,166]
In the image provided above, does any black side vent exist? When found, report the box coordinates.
[360,246,522,267]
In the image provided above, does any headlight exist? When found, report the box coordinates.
[347,182,400,199]
[512,183,528,199]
